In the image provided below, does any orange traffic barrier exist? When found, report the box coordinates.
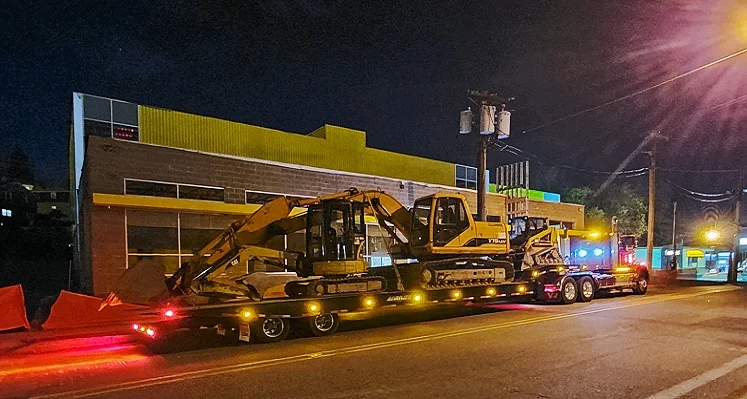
[42,291,149,330]
[0,285,30,332]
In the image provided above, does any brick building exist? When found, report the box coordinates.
[69,93,583,295]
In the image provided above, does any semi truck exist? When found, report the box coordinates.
[125,188,649,344]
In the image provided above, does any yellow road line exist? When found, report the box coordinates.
[31,286,737,399]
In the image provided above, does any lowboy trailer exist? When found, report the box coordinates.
[132,263,647,345]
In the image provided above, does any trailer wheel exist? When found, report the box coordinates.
[308,313,340,337]
[251,317,290,343]
[560,278,578,304]
[577,277,594,302]
[632,275,649,295]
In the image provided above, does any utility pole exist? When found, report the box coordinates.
[460,90,510,222]
[670,201,677,271]
[729,173,742,283]
[646,136,657,274]
[477,136,489,221]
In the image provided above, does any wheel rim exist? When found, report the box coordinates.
[564,281,576,301]
[582,281,593,298]
[313,314,335,332]
[262,318,284,338]
[638,278,648,290]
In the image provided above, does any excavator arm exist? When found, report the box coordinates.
[167,194,306,297]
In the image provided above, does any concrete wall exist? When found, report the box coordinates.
[90,207,126,295]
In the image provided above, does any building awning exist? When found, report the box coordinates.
[685,249,705,258]
[93,193,395,225]
[92,193,305,216]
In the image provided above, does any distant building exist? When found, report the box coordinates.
[33,189,72,219]
[634,245,746,283]
[0,182,36,227]
[68,93,585,295]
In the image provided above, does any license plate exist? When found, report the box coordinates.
[216,325,226,336]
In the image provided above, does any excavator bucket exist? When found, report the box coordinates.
[106,256,169,306]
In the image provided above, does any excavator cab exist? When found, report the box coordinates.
[303,199,367,277]
[410,194,474,249]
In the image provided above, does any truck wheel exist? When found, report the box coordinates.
[251,317,290,343]
[308,313,340,337]
[632,275,648,295]
[577,277,594,302]
[560,278,578,304]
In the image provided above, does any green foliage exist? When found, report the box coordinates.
[563,187,593,205]
[584,206,608,232]
[563,184,648,237]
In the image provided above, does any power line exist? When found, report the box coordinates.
[521,47,747,135]
[660,167,743,173]
[491,140,648,177]
[496,90,747,178]
[705,93,747,111]
[668,180,735,201]
[676,192,735,203]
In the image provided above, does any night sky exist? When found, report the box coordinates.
[3,0,746,225]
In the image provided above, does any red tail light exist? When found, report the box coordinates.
[163,309,175,318]
[543,284,559,293]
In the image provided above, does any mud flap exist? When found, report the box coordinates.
[238,323,251,342]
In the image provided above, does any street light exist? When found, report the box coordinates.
[705,229,721,242]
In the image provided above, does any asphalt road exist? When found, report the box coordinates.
[2,285,746,399]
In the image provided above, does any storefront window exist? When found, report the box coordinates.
[179,185,225,202]
[126,210,180,274]
[179,213,238,255]
[125,180,178,198]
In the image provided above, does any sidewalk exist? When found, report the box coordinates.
[649,270,746,287]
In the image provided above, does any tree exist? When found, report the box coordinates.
[562,183,648,237]
[563,187,593,205]
[1,148,35,184]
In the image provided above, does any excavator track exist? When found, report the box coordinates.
[401,258,515,290]
[284,275,388,297]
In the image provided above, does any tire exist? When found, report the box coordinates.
[251,317,291,343]
[307,313,340,337]
[560,278,578,304]
[577,277,595,302]
[632,275,649,295]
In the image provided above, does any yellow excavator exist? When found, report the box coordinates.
[126,187,562,304]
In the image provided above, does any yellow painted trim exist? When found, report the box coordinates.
[92,193,307,216]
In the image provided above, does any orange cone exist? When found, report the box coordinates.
[0,284,30,332]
